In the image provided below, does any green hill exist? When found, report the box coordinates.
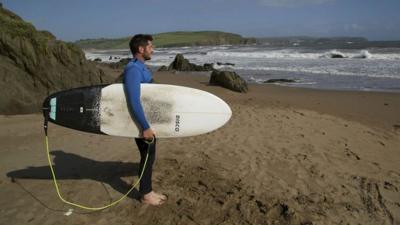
[75,31,256,49]
[0,5,113,114]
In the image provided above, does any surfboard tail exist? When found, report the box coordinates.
[41,85,108,135]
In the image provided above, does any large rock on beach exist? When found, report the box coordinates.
[164,54,213,71]
[0,7,114,114]
[209,70,248,93]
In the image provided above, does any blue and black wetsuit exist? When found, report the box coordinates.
[124,58,153,130]
[123,58,155,195]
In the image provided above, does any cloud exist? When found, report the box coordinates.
[258,0,335,7]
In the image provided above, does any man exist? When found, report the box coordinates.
[123,34,166,206]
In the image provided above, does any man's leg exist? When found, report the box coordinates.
[134,138,166,205]
[135,138,156,195]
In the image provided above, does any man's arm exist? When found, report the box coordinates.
[123,66,151,131]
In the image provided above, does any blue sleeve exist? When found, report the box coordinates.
[123,66,150,130]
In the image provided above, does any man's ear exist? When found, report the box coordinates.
[138,46,145,54]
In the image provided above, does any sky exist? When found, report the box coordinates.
[2,0,400,41]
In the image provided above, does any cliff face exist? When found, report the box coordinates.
[0,6,114,114]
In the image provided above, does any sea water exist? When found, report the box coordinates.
[85,45,400,92]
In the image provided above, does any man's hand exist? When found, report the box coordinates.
[143,128,155,140]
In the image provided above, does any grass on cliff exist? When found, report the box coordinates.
[0,7,36,38]
[154,31,243,47]
[0,6,57,54]
[75,31,251,49]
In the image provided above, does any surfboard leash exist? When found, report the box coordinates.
[43,112,152,211]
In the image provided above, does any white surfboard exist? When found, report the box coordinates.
[99,84,231,138]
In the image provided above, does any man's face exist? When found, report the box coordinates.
[141,40,154,61]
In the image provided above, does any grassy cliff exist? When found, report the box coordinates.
[75,31,256,49]
[0,6,114,114]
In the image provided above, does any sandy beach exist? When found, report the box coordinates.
[1,71,399,225]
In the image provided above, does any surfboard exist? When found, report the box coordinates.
[42,83,232,138]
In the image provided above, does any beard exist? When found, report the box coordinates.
[144,53,152,61]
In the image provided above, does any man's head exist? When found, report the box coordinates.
[129,34,154,61]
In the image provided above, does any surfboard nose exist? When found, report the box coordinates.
[220,98,232,125]
[211,95,232,131]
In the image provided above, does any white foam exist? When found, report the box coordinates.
[235,66,400,79]
[83,47,400,83]
[84,50,131,63]
[248,76,267,83]
[353,50,372,59]
[206,48,400,61]
[365,52,400,60]
[207,49,320,59]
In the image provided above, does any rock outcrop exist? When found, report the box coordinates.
[163,54,214,72]
[107,58,131,70]
[0,7,114,114]
[209,70,248,93]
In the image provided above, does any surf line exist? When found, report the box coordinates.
[42,111,152,211]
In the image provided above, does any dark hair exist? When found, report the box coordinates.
[129,34,153,55]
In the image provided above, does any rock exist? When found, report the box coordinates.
[328,50,346,58]
[94,58,102,62]
[209,70,248,93]
[168,54,192,71]
[119,58,131,65]
[115,72,125,83]
[203,63,215,71]
[331,53,345,58]
[0,7,114,114]
[109,56,112,60]
[321,50,347,59]
[107,58,131,69]
[217,62,235,66]
[264,79,295,83]
[158,65,168,71]
[167,54,212,71]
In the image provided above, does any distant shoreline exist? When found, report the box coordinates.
[75,31,256,49]
[75,32,400,50]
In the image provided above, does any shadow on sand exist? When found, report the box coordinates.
[6,150,143,205]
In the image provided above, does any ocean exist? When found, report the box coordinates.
[85,45,400,92]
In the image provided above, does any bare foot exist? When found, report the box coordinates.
[153,192,167,201]
[141,191,165,206]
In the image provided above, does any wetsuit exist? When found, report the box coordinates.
[123,58,155,195]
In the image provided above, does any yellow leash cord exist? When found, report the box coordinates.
[44,135,151,211]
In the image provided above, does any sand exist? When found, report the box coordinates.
[1,71,399,225]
